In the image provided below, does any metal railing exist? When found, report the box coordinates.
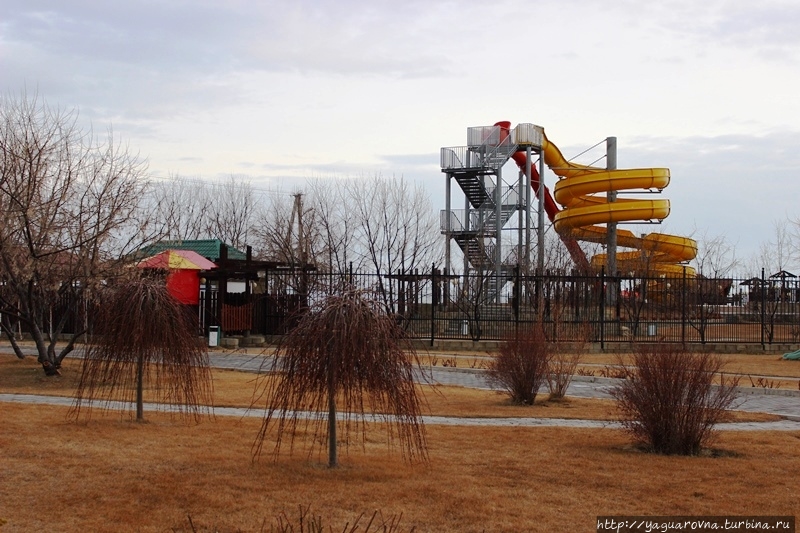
[237,267,800,348]
[512,123,544,147]
[27,266,799,350]
[443,125,519,171]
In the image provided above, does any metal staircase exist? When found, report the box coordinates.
[453,172,493,208]
[440,124,523,301]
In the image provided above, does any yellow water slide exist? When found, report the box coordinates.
[543,131,697,275]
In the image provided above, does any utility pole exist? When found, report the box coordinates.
[286,192,310,268]
[291,192,310,296]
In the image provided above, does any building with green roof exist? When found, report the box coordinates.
[137,239,247,262]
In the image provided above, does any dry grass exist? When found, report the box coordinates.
[1,346,796,531]
[577,352,800,389]
[1,402,798,532]
[0,354,779,423]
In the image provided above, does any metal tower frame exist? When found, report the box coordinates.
[440,122,544,302]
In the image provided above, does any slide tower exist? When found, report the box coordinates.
[440,121,697,301]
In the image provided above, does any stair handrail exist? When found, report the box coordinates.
[440,210,467,233]
[481,134,518,170]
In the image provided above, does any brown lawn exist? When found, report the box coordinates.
[1,349,799,531]
[1,403,798,532]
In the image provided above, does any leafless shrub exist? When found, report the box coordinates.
[546,321,590,400]
[547,351,582,400]
[270,505,414,533]
[254,288,427,467]
[611,344,739,455]
[599,366,628,379]
[576,368,595,377]
[748,375,778,389]
[71,275,212,421]
[441,357,457,368]
[469,357,487,370]
[487,325,552,405]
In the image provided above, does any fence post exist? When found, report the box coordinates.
[430,263,436,348]
[761,267,766,350]
[681,267,687,347]
[514,264,520,333]
[600,266,605,351]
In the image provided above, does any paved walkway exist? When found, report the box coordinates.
[2,348,799,429]
[2,393,799,431]
[206,352,800,421]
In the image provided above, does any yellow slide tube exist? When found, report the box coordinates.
[543,131,697,275]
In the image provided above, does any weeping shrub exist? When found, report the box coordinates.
[71,275,212,421]
[254,288,427,467]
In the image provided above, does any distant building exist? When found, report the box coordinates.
[136,239,247,262]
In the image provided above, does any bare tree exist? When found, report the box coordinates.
[149,175,213,241]
[252,190,323,269]
[542,227,587,274]
[71,275,212,421]
[691,229,739,278]
[761,219,793,275]
[307,179,360,274]
[450,265,494,341]
[755,219,795,343]
[148,173,259,252]
[614,242,666,337]
[788,215,800,269]
[348,175,441,312]
[206,174,257,250]
[254,288,427,467]
[0,92,156,375]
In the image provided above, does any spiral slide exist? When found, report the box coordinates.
[511,126,697,274]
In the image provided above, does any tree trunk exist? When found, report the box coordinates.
[136,352,145,421]
[1,328,27,360]
[327,360,337,468]
[30,326,61,376]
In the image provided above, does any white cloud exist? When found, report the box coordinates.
[2,0,799,266]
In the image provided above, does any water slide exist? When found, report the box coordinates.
[504,122,697,274]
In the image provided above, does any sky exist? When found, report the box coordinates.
[2,0,799,273]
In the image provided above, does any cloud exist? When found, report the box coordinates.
[3,0,799,267]
[601,130,800,261]
[379,153,439,168]
[635,0,800,63]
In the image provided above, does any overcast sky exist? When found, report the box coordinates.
[2,0,799,272]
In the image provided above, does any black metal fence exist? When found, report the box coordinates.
[201,266,800,348]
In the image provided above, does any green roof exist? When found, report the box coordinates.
[138,239,247,262]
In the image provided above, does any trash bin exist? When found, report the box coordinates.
[208,325,219,347]
[647,323,657,336]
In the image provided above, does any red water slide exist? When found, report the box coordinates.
[496,121,590,271]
